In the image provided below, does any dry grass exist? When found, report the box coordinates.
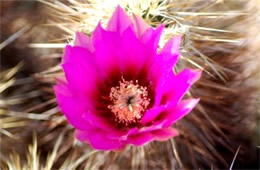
[1,0,259,169]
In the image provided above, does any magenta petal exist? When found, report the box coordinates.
[154,72,174,106]
[106,130,128,140]
[151,56,177,106]
[74,32,94,52]
[126,128,138,136]
[150,53,177,88]
[107,6,133,35]
[76,130,92,142]
[149,37,181,92]
[62,47,99,93]
[138,98,199,133]
[155,69,201,106]
[159,99,200,127]
[92,23,121,80]
[127,132,154,146]
[141,25,164,55]
[62,63,98,99]
[107,127,138,140]
[164,69,201,105]
[160,35,182,56]
[127,128,178,145]
[152,127,178,141]
[132,14,149,38]
[118,27,146,77]
[54,84,93,131]
[88,129,124,150]
[93,23,121,48]
[82,111,115,131]
[62,46,95,66]
[141,106,166,125]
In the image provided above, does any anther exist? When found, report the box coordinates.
[108,78,150,125]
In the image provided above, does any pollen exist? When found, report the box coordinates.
[108,78,150,125]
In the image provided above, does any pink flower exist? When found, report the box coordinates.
[54,6,201,150]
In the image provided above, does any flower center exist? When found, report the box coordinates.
[108,78,150,125]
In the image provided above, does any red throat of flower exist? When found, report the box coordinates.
[108,78,150,125]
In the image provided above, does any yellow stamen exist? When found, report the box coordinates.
[108,78,150,125]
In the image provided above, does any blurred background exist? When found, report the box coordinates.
[0,0,259,169]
